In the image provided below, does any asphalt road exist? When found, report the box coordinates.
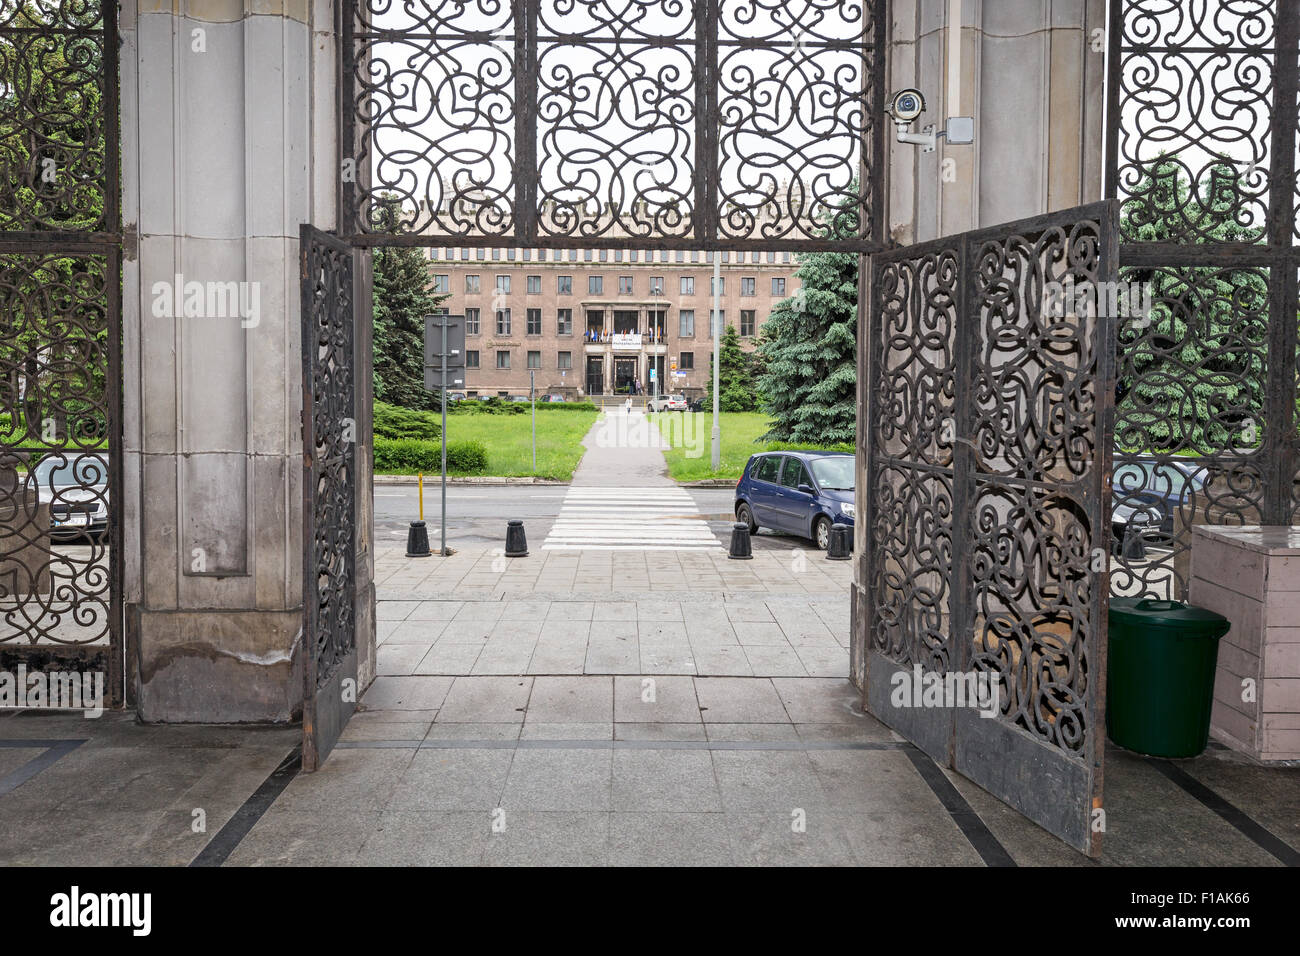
[372,483,813,552]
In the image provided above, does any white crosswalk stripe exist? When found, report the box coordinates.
[542,486,724,551]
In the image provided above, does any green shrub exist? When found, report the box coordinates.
[763,440,855,454]
[373,437,488,473]
[535,401,597,412]
[373,401,442,440]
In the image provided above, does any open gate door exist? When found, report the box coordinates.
[865,202,1118,856]
[300,225,358,771]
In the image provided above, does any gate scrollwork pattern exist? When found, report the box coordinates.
[343,0,885,250]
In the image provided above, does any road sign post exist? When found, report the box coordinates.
[711,257,720,471]
[530,369,536,473]
[424,314,466,556]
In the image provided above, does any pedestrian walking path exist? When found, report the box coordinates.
[542,486,723,551]
[540,406,723,551]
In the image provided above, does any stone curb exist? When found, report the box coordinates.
[373,475,570,486]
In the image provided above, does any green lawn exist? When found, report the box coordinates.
[387,408,599,480]
[650,411,854,481]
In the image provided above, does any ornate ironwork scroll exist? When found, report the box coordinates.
[342,0,885,251]
[1106,0,1300,601]
[0,0,122,702]
[865,203,1118,857]
[300,226,358,771]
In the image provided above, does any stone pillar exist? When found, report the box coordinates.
[886,0,1106,244]
[119,0,351,721]
[854,0,1107,691]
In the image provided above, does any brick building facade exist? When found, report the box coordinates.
[424,245,801,399]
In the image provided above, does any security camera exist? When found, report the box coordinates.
[887,88,926,124]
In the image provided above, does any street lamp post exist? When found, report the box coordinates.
[711,255,720,472]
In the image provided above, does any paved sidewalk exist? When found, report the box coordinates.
[375,545,851,678]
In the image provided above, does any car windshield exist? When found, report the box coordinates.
[809,456,854,491]
[32,454,108,488]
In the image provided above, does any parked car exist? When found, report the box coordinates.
[647,393,688,412]
[735,450,854,550]
[32,452,109,542]
[542,394,566,403]
[508,395,530,403]
[446,392,466,403]
[1110,456,1207,555]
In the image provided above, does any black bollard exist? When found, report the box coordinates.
[505,519,529,557]
[406,520,431,558]
[826,524,852,560]
[728,521,753,560]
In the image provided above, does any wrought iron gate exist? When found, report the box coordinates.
[0,0,124,704]
[341,0,887,253]
[1105,0,1300,600]
[865,202,1119,857]
[300,226,358,770]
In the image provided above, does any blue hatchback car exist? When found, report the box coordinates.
[735,451,855,550]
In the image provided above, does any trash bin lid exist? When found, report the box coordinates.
[1109,597,1229,633]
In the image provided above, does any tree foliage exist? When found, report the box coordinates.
[1117,159,1268,452]
[755,246,858,445]
[372,243,448,412]
[0,3,112,443]
[699,324,760,412]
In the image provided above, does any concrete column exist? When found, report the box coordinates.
[119,0,349,721]
[886,0,1106,244]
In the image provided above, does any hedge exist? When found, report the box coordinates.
[373,437,488,473]
[373,401,442,440]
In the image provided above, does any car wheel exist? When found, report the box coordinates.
[736,501,758,534]
[814,515,832,551]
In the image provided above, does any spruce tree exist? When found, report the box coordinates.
[372,245,448,412]
[701,324,759,412]
[755,247,858,444]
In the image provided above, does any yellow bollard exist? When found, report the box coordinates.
[418,473,424,522]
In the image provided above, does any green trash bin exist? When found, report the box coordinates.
[1107,597,1231,758]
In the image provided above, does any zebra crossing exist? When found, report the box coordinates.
[541,486,724,551]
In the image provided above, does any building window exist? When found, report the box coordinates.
[589,275,603,294]
[557,308,573,335]
[680,276,694,295]
[741,310,756,336]
[432,274,449,293]
[711,276,725,296]
[492,248,502,260]
[772,277,787,296]
[496,275,511,293]
[680,351,694,370]
[465,307,481,334]
[527,275,541,294]
[741,277,756,296]
[527,308,542,335]
[527,350,541,369]
[466,350,480,368]
[679,309,695,337]
[495,309,511,335]
[568,249,578,262]
[465,274,481,294]
[619,275,634,294]
[710,309,725,335]
[649,276,664,295]
[630,250,638,262]
[614,250,624,262]
[584,249,593,261]
[767,251,777,263]
[782,251,791,263]
[676,250,685,263]
[558,351,572,370]
[558,275,572,294]
[496,350,510,369]
[477,248,486,260]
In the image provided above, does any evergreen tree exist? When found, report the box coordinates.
[700,324,759,412]
[372,244,448,411]
[1117,159,1267,452]
[755,246,858,444]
